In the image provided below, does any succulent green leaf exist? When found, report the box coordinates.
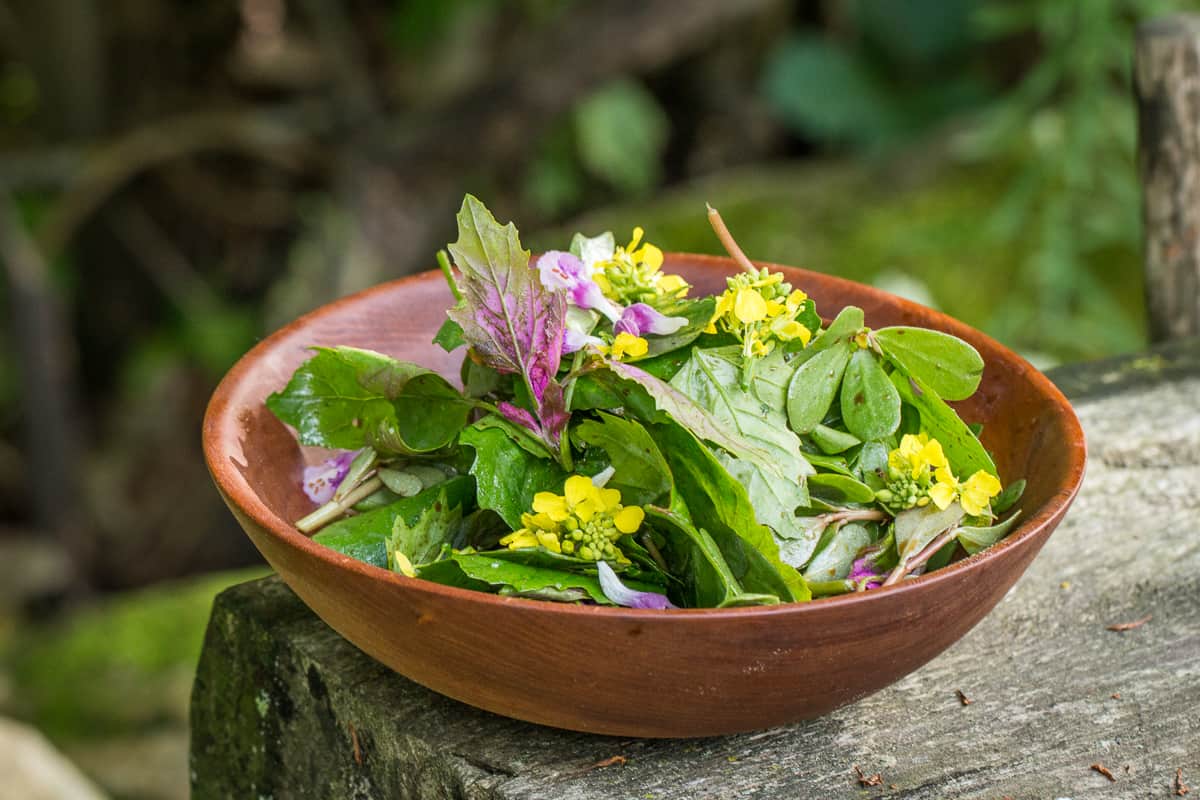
[803,522,874,581]
[841,349,901,441]
[787,342,853,433]
[807,473,876,504]
[894,502,964,560]
[876,326,984,401]
[957,510,1022,555]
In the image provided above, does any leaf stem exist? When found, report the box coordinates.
[881,525,960,587]
[706,204,758,275]
[436,250,464,303]
[639,532,670,574]
[296,476,383,534]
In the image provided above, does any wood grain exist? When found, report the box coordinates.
[1137,15,1200,341]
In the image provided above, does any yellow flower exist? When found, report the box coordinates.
[500,474,645,562]
[393,550,417,577]
[928,466,959,510]
[733,287,768,324]
[657,273,689,297]
[960,470,1002,516]
[607,332,648,361]
[894,433,948,479]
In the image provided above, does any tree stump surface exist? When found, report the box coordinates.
[191,339,1200,799]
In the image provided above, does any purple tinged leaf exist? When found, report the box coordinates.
[596,561,676,610]
[614,303,688,337]
[302,450,356,504]
[446,196,569,448]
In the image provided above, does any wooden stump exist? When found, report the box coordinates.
[1136,14,1200,341]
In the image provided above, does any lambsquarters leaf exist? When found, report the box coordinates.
[876,327,983,402]
[573,412,671,507]
[459,418,566,530]
[447,195,568,448]
[267,346,468,454]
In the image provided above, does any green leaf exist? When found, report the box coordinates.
[573,412,671,507]
[433,318,465,352]
[803,450,855,477]
[876,327,984,401]
[418,553,629,605]
[390,373,473,452]
[651,423,809,602]
[807,473,876,504]
[266,346,428,450]
[667,347,813,481]
[787,342,852,433]
[313,477,473,568]
[890,370,997,478]
[992,479,1026,515]
[894,502,964,560]
[569,350,687,412]
[389,483,467,567]
[716,451,812,559]
[459,420,566,530]
[644,505,779,608]
[809,423,861,454]
[841,349,901,441]
[802,522,873,581]
[569,231,615,264]
[957,511,1022,555]
[854,441,891,490]
[804,306,866,360]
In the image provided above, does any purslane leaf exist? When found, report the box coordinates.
[447,195,568,447]
[840,349,901,442]
[875,327,984,402]
[956,510,1022,555]
[787,341,853,433]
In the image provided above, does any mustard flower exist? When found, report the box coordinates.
[706,267,813,359]
[592,227,691,307]
[499,475,645,562]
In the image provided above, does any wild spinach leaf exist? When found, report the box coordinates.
[459,420,566,529]
[574,412,671,506]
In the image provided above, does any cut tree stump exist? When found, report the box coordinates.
[190,339,1200,799]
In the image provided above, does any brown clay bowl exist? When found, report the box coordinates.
[203,255,1086,738]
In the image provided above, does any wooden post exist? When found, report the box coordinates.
[1135,15,1200,342]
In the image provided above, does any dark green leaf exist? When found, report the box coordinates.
[573,412,671,507]
[808,473,876,504]
[651,423,809,601]
[644,505,778,608]
[841,349,901,441]
[266,346,428,450]
[419,553,626,605]
[957,510,1022,556]
[389,483,467,567]
[890,370,998,477]
[992,479,1026,515]
[390,373,473,452]
[433,318,465,352]
[876,327,984,401]
[787,341,852,433]
[460,421,566,530]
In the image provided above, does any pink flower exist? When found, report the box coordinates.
[848,556,883,590]
[613,303,688,337]
[302,450,357,504]
[596,561,676,610]
[537,251,622,321]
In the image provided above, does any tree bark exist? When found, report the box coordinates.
[1135,14,1200,342]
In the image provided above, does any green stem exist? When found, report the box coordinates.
[296,476,383,534]
[436,250,464,303]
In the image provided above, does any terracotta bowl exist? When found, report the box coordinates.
[203,255,1085,738]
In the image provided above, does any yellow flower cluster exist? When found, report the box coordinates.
[594,227,690,307]
[879,433,1002,516]
[705,268,812,357]
[499,475,645,562]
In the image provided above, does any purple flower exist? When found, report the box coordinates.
[563,328,604,354]
[848,556,883,590]
[613,303,688,338]
[596,561,676,610]
[302,450,356,504]
[537,251,622,321]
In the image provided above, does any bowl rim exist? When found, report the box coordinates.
[203,253,1087,620]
